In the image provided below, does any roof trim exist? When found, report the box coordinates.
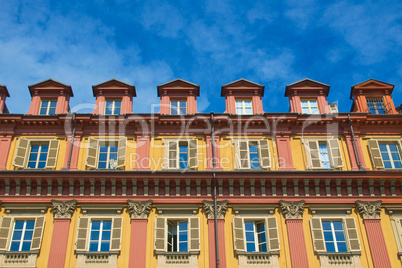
[28,78,73,97]
[157,78,200,88]
[222,78,264,88]
[286,78,330,88]
[92,78,135,88]
[350,79,395,99]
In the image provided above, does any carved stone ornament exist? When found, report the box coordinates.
[203,200,228,219]
[51,200,77,219]
[127,200,153,219]
[356,200,382,219]
[279,200,305,219]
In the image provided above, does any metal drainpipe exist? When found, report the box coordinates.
[348,114,365,171]
[210,112,220,268]
[66,113,76,170]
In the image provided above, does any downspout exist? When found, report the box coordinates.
[66,113,76,170]
[348,114,365,171]
[210,112,220,268]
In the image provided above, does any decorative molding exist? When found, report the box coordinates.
[203,200,228,219]
[51,200,76,219]
[127,200,153,219]
[356,200,382,219]
[279,200,305,219]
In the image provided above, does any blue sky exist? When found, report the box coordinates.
[0,0,401,114]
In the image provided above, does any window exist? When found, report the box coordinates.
[367,97,386,114]
[89,220,112,252]
[301,99,319,114]
[39,100,57,115]
[303,139,343,169]
[235,140,271,170]
[10,220,35,251]
[105,100,121,115]
[368,140,402,169]
[235,100,253,115]
[164,139,198,170]
[322,221,347,253]
[171,100,186,115]
[232,217,279,253]
[86,138,126,169]
[13,138,60,169]
[154,217,200,253]
[167,220,188,252]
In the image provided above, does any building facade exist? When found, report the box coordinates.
[0,78,401,267]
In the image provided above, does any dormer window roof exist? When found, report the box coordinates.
[92,79,136,115]
[221,79,265,115]
[27,79,73,115]
[350,79,397,114]
[157,79,199,115]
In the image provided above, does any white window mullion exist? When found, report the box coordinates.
[20,221,27,251]
[330,222,339,252]
[253,222,259,252]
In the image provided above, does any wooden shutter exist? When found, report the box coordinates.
[310,218,326,252]
[76,217,89,250]
[259,139,271,168]
[232,217,245,252]
[86,138,99,168]
[31,216,45,250]
[236,141,250,169]
[305,141,321,169]
[167,141,178,169]
[344,218,361,252]
[368,140,385,168]
[188,139,198,169]
[266,217,280,251]
[0,217,12,250]
[14,138,30,168]
[189,217,200,251]
[328,139,344,168]
[154,217,166,251]
[45,140,60,168]
[110,217,123,251]
[116,138,127,168]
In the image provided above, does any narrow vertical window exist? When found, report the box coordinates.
[301,100,319,114]
[171,100,187,115]
[167,220,188,252]
[322,221,347,253]
[105,100,122,115]
[319,142,330,169]
[28,144,49,169]
[249,142,259,169]
[89,220,112,252]
[235,100,252,115]
[379,143,402,169]
[40,100,57,115]
[179,143,188,169]
[98,144,118,169]
[10,220,35,251]
[244,220,267,252]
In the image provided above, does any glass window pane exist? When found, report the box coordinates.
[171,101,178,108]
[21,242,31,251]
[24,230,33,240]
[245,232,255,242]
[91,231,100,240]
[92,221,101,230]
[244,221,254,231]
[10,242,20,251]
[337,242,347,252]
[179,232,187,241]
[114,101,121,107]
[324,231,334,241]
[332,221,343,230]
[50,101,57,108]
[110,146,118,153]
[335,231,345,241]
[114,108,121,115]
[41,101,49,108]
[246,243,256,252]
[41,145,49,152]
[31,146,39,153]
[245,108,252,114]
[171,108,178,115]
[29,153,38,161]
[178,242,188,252]
[37,162,46,169]
[12,230,22,240]
[102,230,111,241]
[105,108,112,115]
[103,221,112,230]
[89,242,98,252]
[326,242,335,252]
[48,108,56,115]
[236,108,243,114]
[302,108,310,114]
[180,108,186,114]
[322,221,331,230]
[260,243,267,252]
[100,242,110,251]
[311,107,318,114]
[40,108,48,115]
[39,153,48,161]
[106,101,113,108]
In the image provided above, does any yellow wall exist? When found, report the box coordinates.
[6,136,67,170]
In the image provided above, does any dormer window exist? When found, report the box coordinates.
[366,97,386,114]
[39,100,57,115]
[105,99,121,115]
[301,99,319,114]
[235,99,252,115]
[170,100,186,115]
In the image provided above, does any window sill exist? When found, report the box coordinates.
[156,252,199,267]
[76,251,119,268]
[237,252,280,267]
[0,251,39,267]
[316,252,362,267]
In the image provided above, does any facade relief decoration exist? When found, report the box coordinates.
[356,200,382,219]
[280,200,305,219]
[51,199,77,219]
[127,200,153,219]
[203,200,228,219]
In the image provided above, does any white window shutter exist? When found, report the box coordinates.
[45,140,60,168]
[31,216,46,250]
[236,141,250,169]
[167,141,178,169]
[86,138,99,168]
[305,141,321,169]
[188,139,198,169]
[344,218,361,252]
[189,217,200,252]
[328,139,344,168]
[368,140,385,169]
[14,138,30,168]
[258,139,271,168]
[232,217,245,252]
[310,218,326,252]
[75,217,89,251]
[116,138,127,169]
[0,217,12,250]
[154,217,166,252]
[110,217,123,251]
[266,217,280,251]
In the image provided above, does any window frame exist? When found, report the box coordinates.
[39,100,57,115]
[301,99,319,114]
[86,138,127,170]
[88,219,112,252]
[243,219,268,253]
[170,100,187,115]
[234,139,271,170]
[9,219,36,252]
[163,138,198,170]
[366,97,387,114]
[105,99,122,115]
[303,138,344,170]
[367,139,402,170]
[235,99,253,115]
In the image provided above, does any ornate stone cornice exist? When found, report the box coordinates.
[203,200,228,219]
[51,200,76,219]
[280,200,305,219]
[356,200,382,219]
[127,200,153,219]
